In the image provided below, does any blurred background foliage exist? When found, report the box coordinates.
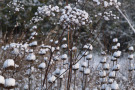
[0,0,135,52]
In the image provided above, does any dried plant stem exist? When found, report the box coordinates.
[74,70,76,90]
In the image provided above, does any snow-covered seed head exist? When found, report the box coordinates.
[101,84,107,90]
[55,46,60,51]
[112,64,120,71]
[84,68,90,75]
[54,40,59,45]
[72,46,77,52]
[38,62,46,70]
[111,81,119,90]
[3,59,15,70]
[116,43,120,48]
[48,75,56,83]
[113,51,121,58]
[53,56,60,61]
[129,64,134,71]
[108,79,114,84]
[11,48,19,55]
[62,37,67,41]
[61,44,67,49]
[26,53,36,62]
[113,38,118,43]
[72,63,79,70]
[105,86,111,90]
[86,54,92,60]
[81,62,87,68]
[28,49,33,53]
[112,45,118,50]
[99,71,106,78]
[59,69,66,79]
[61,54,67,60]
[100,57,107,64]
[0,75,5,86]
[103,63,110,70]
[24,84,28,90]
[79,67,84,72]
[38,49,46,55]
[4,78,16,89]
[111,56,117,61]
[50,39,53,43]
[101,51,106,56]
[128,54,134,60]
[82,51,89,56]
[44,57,48,61]
[60,5,90,29]
[128,46,134,52]
[83,44,93,51]
[100,78,107,84]
[109,71,116,79]
[54,68,60,76]
[29,41,37,47]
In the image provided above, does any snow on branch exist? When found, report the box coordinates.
[116,7,135,33]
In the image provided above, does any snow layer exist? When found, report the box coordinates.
[3,59,14,68]
[5,78,15,87]
[38,63,46,69]
[0,75,5,85]
[26,53,36,61]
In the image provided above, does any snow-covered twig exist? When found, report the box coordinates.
[116,7,135,33]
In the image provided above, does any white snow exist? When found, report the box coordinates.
[3,59,15,69]
[0,75,5,85]
[112,45,118,50]
[29,41,37,46]
[82,51,89,56]
[109,71,116,78]
[26,53,36,61]
[103,63,110,70]
[38,62,46,69]
[113,51,121,58]
[72,46,77,51]
[73,63,79,70]
[99,71,106,77]
[61,54,67,60]
[54,40,58,44]
[11,48,19,55]
[86,54,92,60]
[53,56,59,61]
[81,62,87,67]
[113,38,118,43]
[104,1,109,7]
[4,78,15,87]
[61,44,67,49]
[100,57,107,63]
[116,43,120,47]
[93,0,100,5]
[128,54,134,60]
[84,68,90,75]
[129,46,134,51]
[112,64,120,71]
[24,84,28,89]
[62,37,67,41]
[111,81,119,89]
[59,69,66,78]
[83,44,93,50]
[111,56,117,61]
[38,49,46,55]
[54,68,60,75]
[31,31,38,36]
[44,57,48,61]
[48,75,56,83]
[50,39,53,43]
